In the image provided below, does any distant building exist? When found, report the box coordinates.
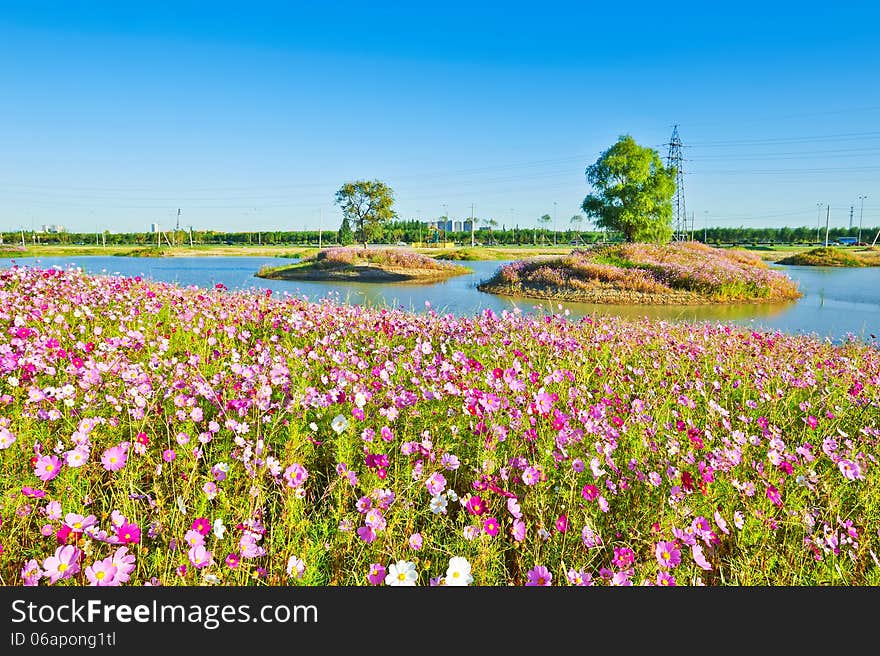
[150,223,160,233]
[453,220,462,232]
[463,220,473,232]
[40,224,66,234]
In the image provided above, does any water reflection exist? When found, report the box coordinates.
[0,255,876,343]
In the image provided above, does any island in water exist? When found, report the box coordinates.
[477,241,802,305]
[776,246,880,267]
[255,246,470,282]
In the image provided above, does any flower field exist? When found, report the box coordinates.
[479,241,802,304]
[1,265,879,586]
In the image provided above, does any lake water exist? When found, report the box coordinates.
[1,255,877,343]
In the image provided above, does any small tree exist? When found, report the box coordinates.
[338,216,354,246]
[334,179,397,248]
[581,135,676,243]
[570,214,584,244]
[538,214,551,245]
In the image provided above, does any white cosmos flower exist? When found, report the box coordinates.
[176,495,187,515]
[213,518,226,540]
[384,560,418,586]
[330,414,349,434]
[429,494,448,515]
[445,556,473,586]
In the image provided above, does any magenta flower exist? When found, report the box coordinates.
[85,557,119,586]
[42,545,80,583]
[115,522,141,545]
[555,515,568,533]
[766,484,783,507]
[100,445,127,472]
[367,563,386,585]
[526,565,552,586]
[191,517,211,536]
[34,455,62,482]
[581,484,599,501]
[162,449,176,462]
[466,495,486,516]
[655,541,682,569]
[521,466,540,486]
[483,517,500,537]
[612,547,635,569]
[225,553,240,569]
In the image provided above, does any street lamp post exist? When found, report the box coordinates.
[858,195,867,245]
[553,201,557,246]
[816,202,822,244]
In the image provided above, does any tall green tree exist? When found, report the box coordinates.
[581,135,676,243]
[334,179,397,248]
[338,216,354,246]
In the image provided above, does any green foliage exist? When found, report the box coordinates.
[338,216,355,246]
[334,179,397,248]
[581,135,676,243]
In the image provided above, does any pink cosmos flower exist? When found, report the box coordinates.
[521,466,540,486]
[691,544,713,570]
[42,545,80,583]
[188,544,213,569]
[526,565,552,586]
[511,519,526,542]
[357,525,376,543]
[85,557,119,586]
[408,533,424,550]
[64,513,98,534]
[238,533,265,558]
[162,449,176,462]
[656,571,676,586]
[364,508,386,531]
[283,463,309,489]
[111,547,136,583]
[184,529,205,549]
[506,497,522,519]
[612,547,635,569]
[655,541,682,569]
[367,563,386,585]
[425,472,446,496]
[566,568,592,586]
[21,559,43,586]
[225,553,240,569]
[34,455,62,482]
[100,445,127,472]
[838,459,862,481]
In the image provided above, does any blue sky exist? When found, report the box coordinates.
[1,1,878,234]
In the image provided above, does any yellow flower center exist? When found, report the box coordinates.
[397,572,406,581]
[58,563,67,573]
[452,571,460,579]
[73,522,82,529]
[45,464,55,472]
[96,570,105,580]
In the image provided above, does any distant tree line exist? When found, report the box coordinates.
[1,224,876,248]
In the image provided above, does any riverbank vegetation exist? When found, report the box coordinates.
[777,246,880,267]
[255,246,469,282]
[478,242,802,305]
[0,265,877,586]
